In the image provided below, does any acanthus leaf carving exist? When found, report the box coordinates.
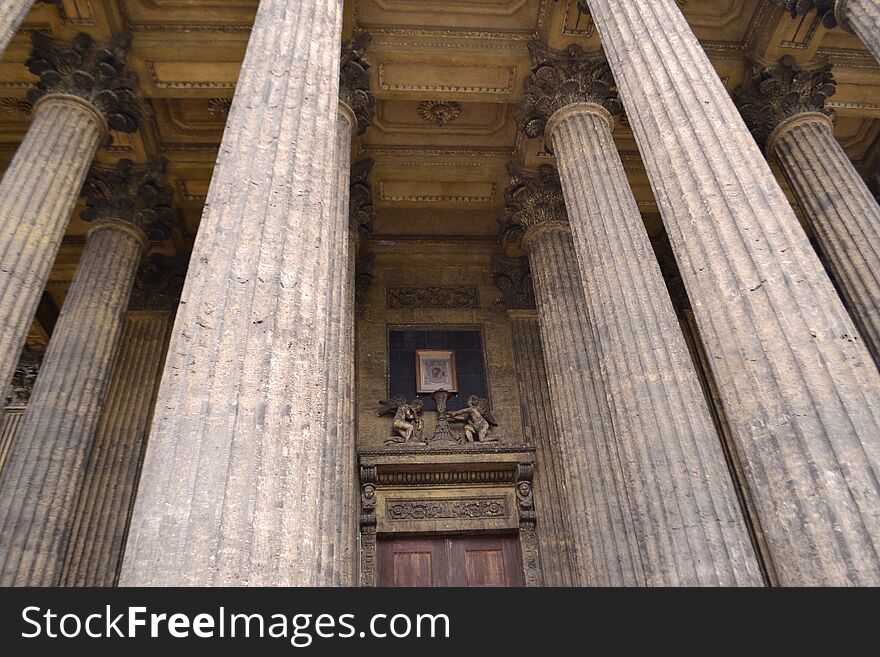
[340,32,376,135]
[492,252,536,310]
[498,163,568,247]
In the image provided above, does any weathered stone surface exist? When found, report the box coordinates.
[501,168,643,585]
[0,31,140,404]
[120,0,348,586]
[0,221,146,585]
[494,253,575,586]
[736,58,880,365]
[585,0,880,585]
[0,1,37,58]
[61,310,173,587]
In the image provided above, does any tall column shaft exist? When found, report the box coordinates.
[0,97,105,399]
[0,0,33,57]
[120,0,347,586]
[0,223,144,585]
[838,0,880,65]
[61,311,172,587]
[770,114,880,364]
[508,310,576,587]
[526,225,644,586]
[549,105,762,585]
[586,0,880,585]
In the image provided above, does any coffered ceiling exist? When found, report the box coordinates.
[1,0,879,345]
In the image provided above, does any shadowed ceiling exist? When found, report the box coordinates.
[0,0,878,350]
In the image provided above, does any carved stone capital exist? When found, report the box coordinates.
[355,250,375,304]
[767,0,841,28]
[492,253,536,310]
[514,41,620,144]
[349,157,376,237]
[340,32,375,136]
[733,56,837,150]
[129,253,190,311]
[81,159,181,244]
[26,32,145,134]
[498,163,569,249]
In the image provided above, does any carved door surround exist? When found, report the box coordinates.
[358,444,539,586]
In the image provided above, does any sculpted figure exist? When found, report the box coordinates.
[377,394,424,444]
[447,395,497,443]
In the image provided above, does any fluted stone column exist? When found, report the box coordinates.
[326,33,375,585]
[61,255,186,587]
[0,32,143,400]
[0,160,176,586]
[583,0,880,585]
[493,254,576,587]
[501,176,642,585]
[0,1,58,57]
[735,58,880,365]
[121,0,349,586]
[770,1,880,65]
[513,44,762,586]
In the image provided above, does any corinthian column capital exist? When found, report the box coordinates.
[767,0,841,27]
[81,158,181,246]
[129,253,190,312]
[349,157,376,237]
[492,253,536,311]
[733,56,837,151]
[26,32,145,135]
[499,164,569,249]
[339,32,375,135]
[514,41,620,144]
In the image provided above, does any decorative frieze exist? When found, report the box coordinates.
[386,497,508,521]
[387,286,480,309]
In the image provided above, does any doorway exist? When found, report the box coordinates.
[377,534,524,587]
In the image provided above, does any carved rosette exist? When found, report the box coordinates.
[733,56,837,150]
[492,253,536,310]
[129,252,190,312]
[26,32,144,135]
[514,41,621,145]
[767,0,840,28]
[498,163,569,248]
[81,158,181,244]
[349,157,376,236]
[340,32,376,135]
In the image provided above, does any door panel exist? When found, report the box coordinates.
[377,534,523,587]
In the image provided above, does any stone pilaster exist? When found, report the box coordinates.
[120,0,349,586]
[0,1,59,57]
[768,1,880,65]
[583,0,880,585]
[61,255,186,587]
[735,58,880,365]
[514,42,762,586]
[501,166,643,586]
[0,159,175,585]
[493,253,576,587]
[0,32,143,401]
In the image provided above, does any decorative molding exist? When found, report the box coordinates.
[377,470,516,486]
[386,497,509,520]
[82,159,181,242]
[387,286,480,309]
[417,100,463,126]
[733,56,836,149]
[26,32,145,133]
[378,63,516,94]
[515,41,620,142]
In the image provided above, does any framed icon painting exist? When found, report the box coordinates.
[415,349,458,394]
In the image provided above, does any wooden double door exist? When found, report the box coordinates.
[377,534,524,587]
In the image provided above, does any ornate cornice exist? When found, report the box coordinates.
[514,41,620,143]
[492,253,536,311]
[733,56,836,149]
[26,32,144,134]
[129,253,190,311]
[340,32,376,136]
[81,159,181,242]
[350,157,376,236]
[498,163,568,248]
[767,0,840,29]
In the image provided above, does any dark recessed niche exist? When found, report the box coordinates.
[388,329,488,412]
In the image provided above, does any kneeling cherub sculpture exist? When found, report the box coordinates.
[377,394,424,444]
[447,395,497,443]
